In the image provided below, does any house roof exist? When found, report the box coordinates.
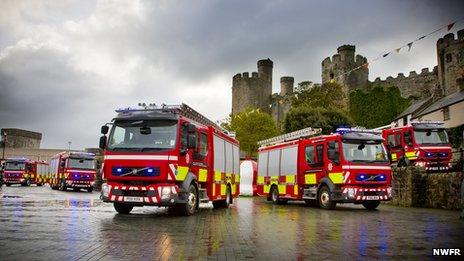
[394,97,432,120]
[414,91,464,118]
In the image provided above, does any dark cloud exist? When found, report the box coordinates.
[0,0,463,148]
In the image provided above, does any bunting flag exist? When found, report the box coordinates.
[407,42,413,51]
[329,17,463,83]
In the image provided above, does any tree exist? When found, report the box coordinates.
[349,86,411,128]
[223,109,279,157]
[291,82,346,110]
[284,107,353,134]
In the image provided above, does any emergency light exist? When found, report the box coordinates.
[335,127,381,135]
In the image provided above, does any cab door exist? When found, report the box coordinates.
[386,131,403,162]
[326,140,343,185]
[301,141,325,187]
[192,131,209,183]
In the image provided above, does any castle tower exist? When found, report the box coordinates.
[280,76,294,96]
[436,29,464,96]
[231,59,274,115]
[321,45,368,94]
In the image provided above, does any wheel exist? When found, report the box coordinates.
[73,188,80,192]
[397,157,410,167]
[36,183,43,187]
[59,180,67,191]
[362,201,380,210]
[270,185,286,204]
[175,183,198,216]
[213,185,232,209]
[114,203,133,214]
[87,187,93,193]
[6,183,11,187]
[318,186,336,210]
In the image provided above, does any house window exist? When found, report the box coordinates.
[329,72,334,79]
[446,53,452,63]
[443,106,450,121]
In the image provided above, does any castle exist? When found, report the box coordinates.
[231,29,464,126]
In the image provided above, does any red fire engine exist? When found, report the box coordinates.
[99,103,240,216]
[3,158,49,186]
[380,121,452,171]
[256,127,392,210]
[49,151,97,192]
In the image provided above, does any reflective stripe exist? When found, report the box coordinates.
[285,175,295,184]
[232,184,237,195]
[257,176,265,184]
[220,184,226,196]
[391,153,397,161]
[305,174,317,184]
[104,155,172,160]
[214,171,222,182]
[329,173,344,184]
[264,185,270,193]
[294,185,298,195]
[278,184,286,195]
[198,169,208,182]
[176,166,189,181]
[234,174,240,183]
[405,152,417,160]
[342,165,391,170]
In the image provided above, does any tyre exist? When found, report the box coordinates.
[318,186,336,210]
[6,183,11,187]
[271,185,287,204]
[213,185,232,209]
[59,180,67,191]
[36,183,43,187]
[114,203,133,214]
[87,187,93,193]
[362,201,380,210]
[176,183,198,216]
[73,188,80,192]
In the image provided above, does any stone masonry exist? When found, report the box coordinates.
[1,128,42,149]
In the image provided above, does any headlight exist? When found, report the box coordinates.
[161,186,177,200]
[415,161,426,167]
[102,183,110,198]
[347,188,356,198]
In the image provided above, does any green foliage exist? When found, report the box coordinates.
[447,124,464,148]
[284,107,353,134]
[349,86,410,128]
[223,109,279,157]
[292,82,346,110]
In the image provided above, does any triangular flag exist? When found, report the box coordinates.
[418,36,425,40]
[447,22,455,31]
[362,63,369,69]
[395,47,401,53]
[383,52,390,58]
[407,42,413,51]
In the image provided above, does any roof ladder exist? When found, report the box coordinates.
[258,127,322,147]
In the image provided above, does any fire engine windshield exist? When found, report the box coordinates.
[414,129,449,145]
[68,158,95,170]
[342,140,388,163]
[107,120,178,151]
[5,162,26,170]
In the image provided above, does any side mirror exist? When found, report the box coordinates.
[60,161,66,168]
[99,136,107,150]
[187,134,197,149]
[101,125,109,135]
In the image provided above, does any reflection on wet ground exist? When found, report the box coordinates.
[0,185,463,260]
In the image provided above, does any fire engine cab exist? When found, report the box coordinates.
[256,127,392,210]
[3,158,49,186]
[381,121,452,171]
[49,151,97,192]
[99,103,240,216]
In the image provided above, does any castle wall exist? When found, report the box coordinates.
[1,128,42,149]
[232,73,270,115]
[321,45,369,93]
[371,67,439,99]
[437,29,464,96]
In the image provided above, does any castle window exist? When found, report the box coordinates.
[329,72,334,79]
[443,106,450,121]
[445,53,452,63]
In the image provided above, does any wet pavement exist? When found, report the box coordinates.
[0,185,463,260]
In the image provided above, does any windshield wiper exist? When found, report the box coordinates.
[110,147,141,151]
[141,147,167,152]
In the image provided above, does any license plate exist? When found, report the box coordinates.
[366,196,380,200]
[125,196,143,203]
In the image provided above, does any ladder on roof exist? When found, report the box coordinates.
[257,127,322,147]
[164,103,224,131]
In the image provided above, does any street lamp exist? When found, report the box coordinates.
[1,131,7,161]
[68,141,71,152]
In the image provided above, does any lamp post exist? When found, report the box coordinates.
[68,141,71,152]
[1,131,6,161]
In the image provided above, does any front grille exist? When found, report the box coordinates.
[112,167,160,177]
[362,191,381,196]
[112,189,156,197]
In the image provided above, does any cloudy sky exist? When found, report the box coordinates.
[0,0,463,149]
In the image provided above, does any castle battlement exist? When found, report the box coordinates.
[373,66,438,82]
[437,29,464,47]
